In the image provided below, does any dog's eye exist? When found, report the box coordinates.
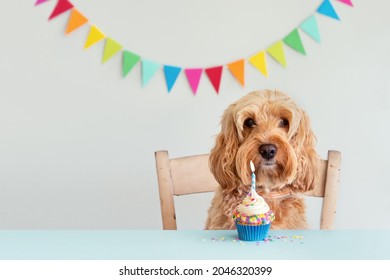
[244,118,256,128]
[279,118,289,128]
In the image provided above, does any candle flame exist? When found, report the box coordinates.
[250,161,255,172]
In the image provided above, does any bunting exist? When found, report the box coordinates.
[317,0,340,20]
[283,29,306,55]
[102,38,122,63]
[336,0,353,6]
[300,15,321,43]
[84,25,105,49]
[65,8,88,34]
[35,0,353,95]
[205,66,223,94]
[249,51,268,78]
[164,66,182,93]
[185,69,202,95]
[35,0,49,5]
[122,51,141,78]
[227,59,245,87]
[142,60,160,86]
[267,41,287,67]
[48,0,73,20]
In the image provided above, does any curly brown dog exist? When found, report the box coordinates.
[206,90,318,229]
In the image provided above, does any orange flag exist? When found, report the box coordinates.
[227,59,245,86]
[65,8,88,34]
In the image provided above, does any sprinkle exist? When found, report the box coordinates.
[292,235,304,239]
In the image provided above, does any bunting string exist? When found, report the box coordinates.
[35,0,354,95]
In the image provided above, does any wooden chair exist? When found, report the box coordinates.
[155,150,341,230]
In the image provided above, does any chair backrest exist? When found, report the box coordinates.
[155,150,341,230]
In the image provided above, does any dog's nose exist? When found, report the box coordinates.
[259,144,277,160]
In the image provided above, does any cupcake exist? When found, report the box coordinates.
[233,188,275,241]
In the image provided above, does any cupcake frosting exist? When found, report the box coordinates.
[233,190,275,225]
[236,190,270,215]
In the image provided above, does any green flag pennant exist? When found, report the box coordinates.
[102,38,122,63]
[142,60,160,86]
[266,41,287,67]
[122,51,141,77]
[300,15,321,43]
[283,28,306,55]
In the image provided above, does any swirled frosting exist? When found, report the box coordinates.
[233,190,275,225]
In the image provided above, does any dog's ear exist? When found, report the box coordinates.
[209,104,241,191]
[291,110,318,192]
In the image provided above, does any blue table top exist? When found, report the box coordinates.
[0,230,389,260]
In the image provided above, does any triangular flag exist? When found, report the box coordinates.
[163,65,181,93]
[266,41,287,67]
[48,0,74,20]
[102,38,123,63]
[227,59,245,86]
[84,25,105,49]
[35,0,49,5]
[65,8,88,34]
[300,15,321,43]
[205,66,223,94]
[336,0,353,6]
[317,0,340,20]
[122,51,141,77]
[142,60,160,86]
[283,29,306,55]
[185,68,202,95]
[249,51,268,78]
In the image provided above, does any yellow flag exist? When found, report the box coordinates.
[249,51,268,78]
[84,25,105,49]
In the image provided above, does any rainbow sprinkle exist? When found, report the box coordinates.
[232,210,275,225]
[201,235,304,245]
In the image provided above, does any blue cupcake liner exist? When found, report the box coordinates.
[235,222,271,241]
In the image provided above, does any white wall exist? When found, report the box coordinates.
[0,0,389,229]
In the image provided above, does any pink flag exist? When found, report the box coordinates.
[185,68,202,95]
[336,0,353,6]
[35,0,49,5]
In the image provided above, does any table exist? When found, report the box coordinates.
[0,230,389,260]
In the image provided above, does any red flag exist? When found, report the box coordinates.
[49,0,74,20]
[205,66,223,94]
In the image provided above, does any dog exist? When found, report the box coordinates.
[205,89,318,230]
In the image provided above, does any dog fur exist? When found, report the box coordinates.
[205,90,318,230]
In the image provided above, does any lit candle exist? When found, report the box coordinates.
[250,161,256,191]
